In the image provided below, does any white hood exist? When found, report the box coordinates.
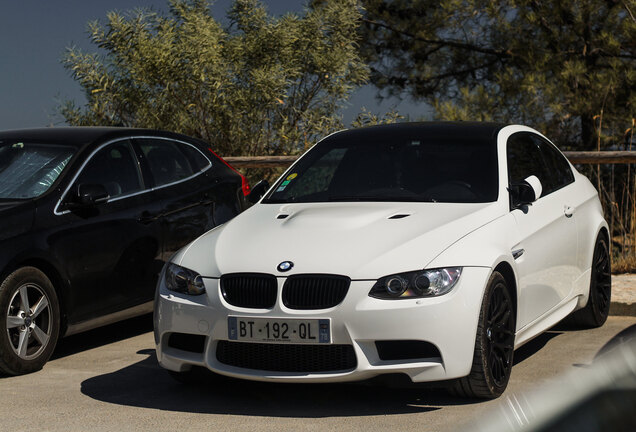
[177,201,505,279]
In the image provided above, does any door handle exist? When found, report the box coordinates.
[564,205,575,218]
[138,211,159,224]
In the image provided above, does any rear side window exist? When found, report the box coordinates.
[179,142,211,172]
[136,139,210,187]
[74,140,143,198]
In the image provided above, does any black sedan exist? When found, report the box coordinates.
[0,127,250,375]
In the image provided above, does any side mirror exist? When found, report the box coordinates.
[524,175,542,200]
[509,175,542,210]
[247,179,270,204]
[75,183,110,206]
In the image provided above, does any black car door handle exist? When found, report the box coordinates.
[138,211,160,224]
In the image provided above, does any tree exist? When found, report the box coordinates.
[62,0,368,156]
[361,0,636,150]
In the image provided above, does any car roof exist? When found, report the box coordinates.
[325,121,507,142]
[0,127,200,149]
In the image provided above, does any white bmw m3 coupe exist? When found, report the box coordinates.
[154,122,610,398]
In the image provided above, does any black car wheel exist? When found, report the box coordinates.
[566,235,611,328]
[454,271,515,399]
[0,267,60,375]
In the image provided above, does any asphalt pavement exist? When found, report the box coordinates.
[611,273,636,315]
[1,315,634,432]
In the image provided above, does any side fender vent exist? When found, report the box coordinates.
[388,214,410,220]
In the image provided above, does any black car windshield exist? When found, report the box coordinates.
[0,142,75,199]
[263,130,499,204]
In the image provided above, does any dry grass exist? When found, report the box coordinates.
[612,253,636,274]
[594,119,635,274]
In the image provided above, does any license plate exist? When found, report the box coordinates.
[228,317,330,344]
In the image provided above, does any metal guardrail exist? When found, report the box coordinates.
[224,152,636,169]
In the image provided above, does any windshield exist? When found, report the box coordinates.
[0,142,75,199]
[263,131,498,204]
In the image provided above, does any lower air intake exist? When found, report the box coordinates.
[216,341,357,373]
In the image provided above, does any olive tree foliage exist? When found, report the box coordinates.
[361,0,636,150]
[350,107,403,127]
[61,0,368,156]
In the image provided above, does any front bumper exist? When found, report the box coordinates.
[154,267,491,383]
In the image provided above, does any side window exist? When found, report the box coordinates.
[507,133,552,193]
[179,142,211,172]
[533,135,575,192]
[137,139,204,187]
[74,140,143,199]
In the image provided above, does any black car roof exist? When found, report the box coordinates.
[326,121,507,142]
[0,127,200,149]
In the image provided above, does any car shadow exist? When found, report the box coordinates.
[51,314,154,360]
[0,314,154,379]
[80,349,489,417]
[513,330,563,365]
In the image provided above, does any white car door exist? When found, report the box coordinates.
[507,132,580,329]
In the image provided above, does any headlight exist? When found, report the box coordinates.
[369,267,462,299]
[164,263,206,295]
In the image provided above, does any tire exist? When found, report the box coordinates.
[453,271,515,399]
[0,267,60,375]
[565,235,611,328]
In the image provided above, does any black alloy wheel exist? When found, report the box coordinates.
[454,271,515,399]
[566,235,611,328]
[0,267,60,375]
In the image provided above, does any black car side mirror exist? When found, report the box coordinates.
[74,183,110,207]
[248,180,270,204]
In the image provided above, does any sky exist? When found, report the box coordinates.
[0,0,431,136]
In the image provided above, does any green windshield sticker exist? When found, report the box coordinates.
[12,142,24,149]
[276,174,298,193]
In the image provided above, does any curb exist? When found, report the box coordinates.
[610,302,636,317]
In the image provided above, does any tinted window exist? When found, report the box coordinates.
[533,135,575,192]
[179,142,211,172]
[74,140,143,198]
[507,132,574,197]
[137,139,208,187]
[264,133,498,203]
[0,142,74,199]
[507,133,551,186]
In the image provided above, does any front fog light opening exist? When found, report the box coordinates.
[369,267,462,299]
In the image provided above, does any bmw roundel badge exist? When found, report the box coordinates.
[277,261,294,272]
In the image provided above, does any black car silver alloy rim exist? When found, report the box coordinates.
[485,283,514,387]
[5,284,52,360]
[593,242,611,315]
